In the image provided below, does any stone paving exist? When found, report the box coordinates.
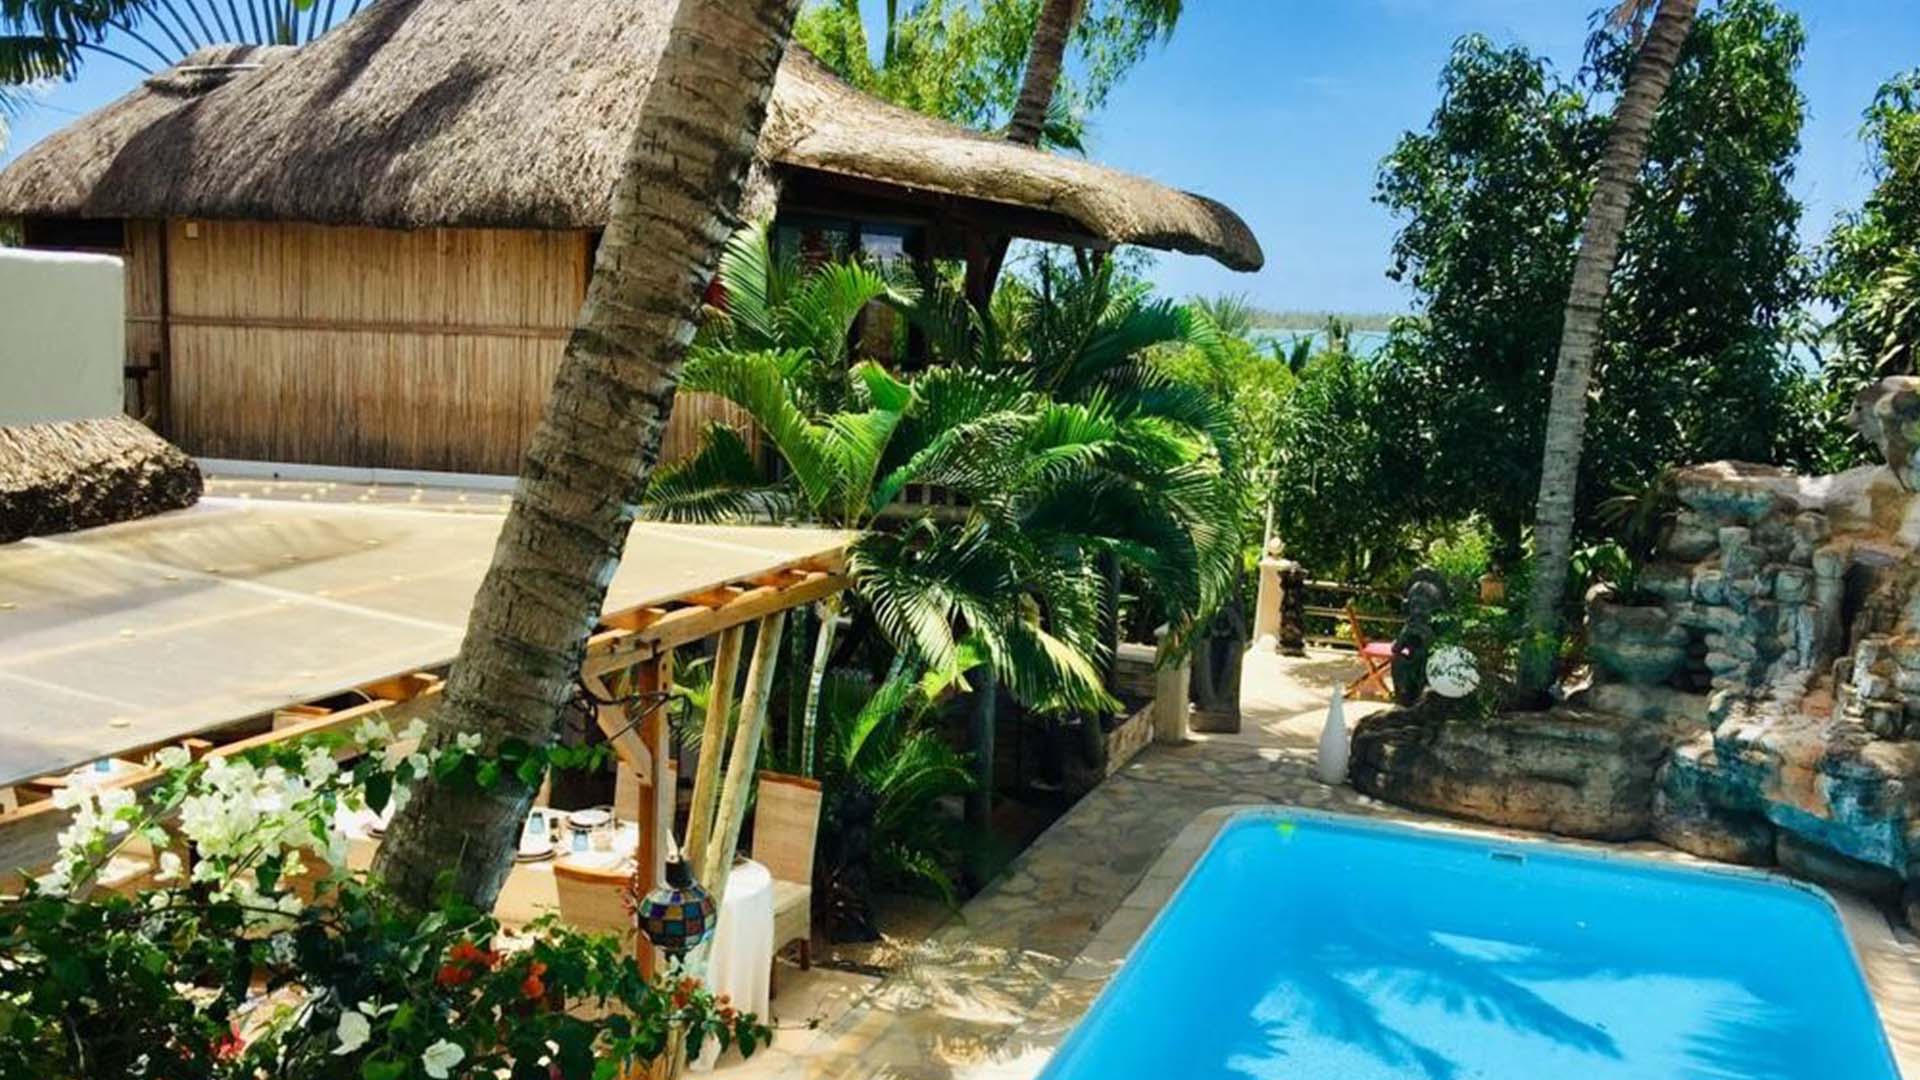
[741,647,1920,1080]
[739,650,1397,1079]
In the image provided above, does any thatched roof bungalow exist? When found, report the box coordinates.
[0,0,1263,476]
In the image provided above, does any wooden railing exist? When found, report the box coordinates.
[1300,579,1404,651]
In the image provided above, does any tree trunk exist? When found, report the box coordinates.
[1006,0,1079,146]
[1520,0,1697,697]
[373,0,803,911]
[799,594,841,776]
[965,667,997,831]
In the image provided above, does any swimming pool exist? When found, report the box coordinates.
[1039,810,1900,1080]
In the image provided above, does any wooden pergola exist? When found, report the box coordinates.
[0,493,853,951]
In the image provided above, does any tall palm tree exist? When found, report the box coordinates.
[1,0,365,84]
[372,0,803,912]
[1005,0,1181,146]
[1520,0,1699,698]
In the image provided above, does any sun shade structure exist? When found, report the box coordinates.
[0,4,1261,271]
[0,495,852,916]
[0,499,849,787]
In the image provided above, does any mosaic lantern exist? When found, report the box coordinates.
[635,854,715,961]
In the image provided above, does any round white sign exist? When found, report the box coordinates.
[1426,645,1481,699]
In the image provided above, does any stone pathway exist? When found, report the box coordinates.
[736,650,1393,1079]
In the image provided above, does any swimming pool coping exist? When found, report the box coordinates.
[1016,803,1920,1080]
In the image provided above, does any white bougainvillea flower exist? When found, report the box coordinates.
[155,746,191,771]
[421,1039,465,1079]
[400,719,429,743]
[332,1010,371,1055]
[454,732,483,754]
[156,851,184,882]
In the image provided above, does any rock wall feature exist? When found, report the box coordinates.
[1349,703,1685,840]
[1355,378,1920,922]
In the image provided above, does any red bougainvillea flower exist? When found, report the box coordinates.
[436,962,475,988]
[448,940,500,969]
[213,1022,245,1061]
[520,960,548,1001]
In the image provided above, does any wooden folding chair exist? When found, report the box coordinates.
[1343,602,1395,701]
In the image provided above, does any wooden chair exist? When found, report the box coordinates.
[1343,602,1395,701]
[553,862,641,956]
[750,771,821,976]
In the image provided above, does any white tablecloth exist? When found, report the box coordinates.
[693,859,774,1071]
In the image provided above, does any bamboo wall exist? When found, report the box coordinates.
[113,219,758,476]
[123,221,165,425]
[158,220,583,474]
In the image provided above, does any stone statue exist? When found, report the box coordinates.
[1392,568,1447,706]
[1851,376,1920,492]
[1277,561,1308,658]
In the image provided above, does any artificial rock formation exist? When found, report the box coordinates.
[1354,377,1920,914]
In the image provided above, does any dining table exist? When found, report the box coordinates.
[335,805,775,1022]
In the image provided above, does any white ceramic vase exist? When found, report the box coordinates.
[1317,686,1350,785]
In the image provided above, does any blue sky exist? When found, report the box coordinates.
[5,1,1918,314]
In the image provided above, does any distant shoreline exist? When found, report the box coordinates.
[1249,310,1401,333]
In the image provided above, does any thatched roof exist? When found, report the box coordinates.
[0,1,1261,271]
[0,415,202,543]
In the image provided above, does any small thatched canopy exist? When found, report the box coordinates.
[0,415,202,543]
[0,0,1261,271]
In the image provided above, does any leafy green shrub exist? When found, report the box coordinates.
[0,729,766,1080]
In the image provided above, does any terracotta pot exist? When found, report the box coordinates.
[1478,572,1506,605]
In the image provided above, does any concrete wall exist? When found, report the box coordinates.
[0,248,126,427]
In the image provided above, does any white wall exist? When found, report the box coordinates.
[0,248,126,427]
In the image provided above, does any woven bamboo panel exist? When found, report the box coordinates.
[159,220,586,473]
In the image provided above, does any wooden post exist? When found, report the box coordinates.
[700,612,785,902]
[629,659,667,902]
[683,624,745,871]
[1152,624,1190,745]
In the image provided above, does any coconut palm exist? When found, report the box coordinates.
[1006,0,1182,146]
[1520,0,1699,699]
[371,0,804,912]
[0,0,365,84]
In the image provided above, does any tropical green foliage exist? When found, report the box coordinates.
[648,229,1240,718]
[1370,0,1819,569]
[0,727,764,1080]
[809,659,978,926]
[1,0,362,83]
[795,0,1180,147]
[1819,69,1920,463]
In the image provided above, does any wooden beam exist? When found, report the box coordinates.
[681,624,745,871]
[640,572,848,655]
[582,668,652,780]
[700,612,786,897]
[579,571,848,680]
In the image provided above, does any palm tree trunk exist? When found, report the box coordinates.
[1520,0,1697,697]
[799,594,841,776]
[1006,0,1079,146]
[373,0,802,911]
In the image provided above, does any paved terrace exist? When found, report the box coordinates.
[740,650,1920,1080]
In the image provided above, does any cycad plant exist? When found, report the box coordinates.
[805,658,977,939]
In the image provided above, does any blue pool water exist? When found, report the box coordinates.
[1039,811,1899,1080]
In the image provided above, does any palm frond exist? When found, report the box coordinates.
[639,423,791,523]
